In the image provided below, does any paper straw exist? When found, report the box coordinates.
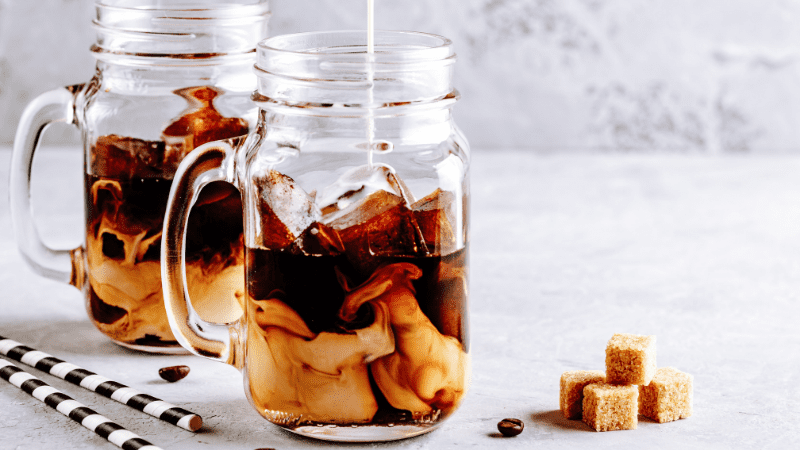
[0,336,202,432]
[0,359,163,450]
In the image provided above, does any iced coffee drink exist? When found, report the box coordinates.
[244,165,470,430]
[85,87,248,348]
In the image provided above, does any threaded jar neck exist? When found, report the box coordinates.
[254,30,458,115]
[92,0,270,66]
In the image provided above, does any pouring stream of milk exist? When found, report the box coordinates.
[367,0,375,168]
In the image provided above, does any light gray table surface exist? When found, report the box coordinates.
[1,146,798,449]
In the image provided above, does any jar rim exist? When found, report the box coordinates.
[92,0,270,63]
[95,0,270,17]
[254,30,458,114]
[257,30,452,63]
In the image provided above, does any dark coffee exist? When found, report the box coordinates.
[246,248,467,343]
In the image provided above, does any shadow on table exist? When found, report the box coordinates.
[530,410,591,432]
[0,319,174,358]
[188,398,437,448]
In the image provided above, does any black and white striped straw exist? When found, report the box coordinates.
[0,336,202,432]
[0,359,163,450]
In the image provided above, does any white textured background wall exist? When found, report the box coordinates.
[2,0,800,152]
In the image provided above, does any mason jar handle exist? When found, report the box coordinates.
[162,137,247,368]
[9,85,86,288]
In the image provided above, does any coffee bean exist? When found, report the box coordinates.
[497,418,524,437]
[158,365,190,382]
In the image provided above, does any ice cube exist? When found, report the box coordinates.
[316,165,432,272]
[329,190,424,275]
[318,164,417,222]
[434,154,466,250]
[255,170,322,250]
[411,189,457,256]
[91,135,166,179]
[289,222,345,256]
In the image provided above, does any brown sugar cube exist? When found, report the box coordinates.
[559,370,606,419]
[639,367,693,423]
[582,383,638,432]
[605,333,657,385]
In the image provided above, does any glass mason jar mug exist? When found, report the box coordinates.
[9,0,270,353]
[163,31,471,441]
